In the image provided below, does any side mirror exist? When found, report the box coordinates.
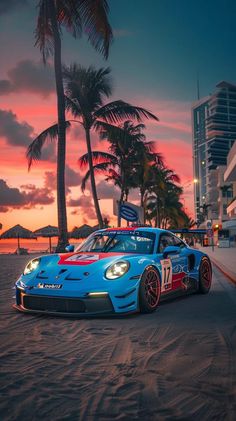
[163,245,179,259]
[65,244,74,252]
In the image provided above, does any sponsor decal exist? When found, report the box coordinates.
[38,283,62,289]
[160,259,172,292]
[104,230,141,236]
[65,254,100,263]
[172,262,188,274]
[58,252,125,266]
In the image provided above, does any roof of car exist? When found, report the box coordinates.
[97,227,169,234]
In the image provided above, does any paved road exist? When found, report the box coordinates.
[0,255,236,421]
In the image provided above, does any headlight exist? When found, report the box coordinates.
[23,258,40,275]
[105,261,130,280]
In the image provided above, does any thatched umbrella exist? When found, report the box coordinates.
[0,224,37,250]
[34,225,58,253]
[70,224,95,239]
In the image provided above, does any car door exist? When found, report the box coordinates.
[169,234,188,290]
[158,233,188,293]
[158,234,174,293]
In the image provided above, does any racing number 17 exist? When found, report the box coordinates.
[161,259,172,292]
[163,266,171,284]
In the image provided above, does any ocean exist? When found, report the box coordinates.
[0,238,83,254]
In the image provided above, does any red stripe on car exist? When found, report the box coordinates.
[58,252,126,266]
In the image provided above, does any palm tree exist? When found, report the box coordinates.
[161,193,184,229]
[79,121,145,197]
[28,66,159,228]
[145,166,181,227]
[63,66,159,227]
[78,120,160,225]
[33,0,113,251]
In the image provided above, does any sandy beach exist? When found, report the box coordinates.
[0,254,236,421]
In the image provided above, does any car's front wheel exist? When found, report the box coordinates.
[139,266,161,313]
[199,256,212,294]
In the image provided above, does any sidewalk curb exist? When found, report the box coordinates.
[210,256,236,286]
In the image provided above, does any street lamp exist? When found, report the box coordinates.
[182,178,199,189]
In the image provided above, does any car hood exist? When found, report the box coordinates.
[57,251,127,267]
[23,252,142,285]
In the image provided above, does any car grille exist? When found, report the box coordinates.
[17,289,114,314]
[23,295,86,313]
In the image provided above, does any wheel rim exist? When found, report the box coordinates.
[201,260,211,289]
[144,269,160,308]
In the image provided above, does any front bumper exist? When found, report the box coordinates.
[14,288,115,316]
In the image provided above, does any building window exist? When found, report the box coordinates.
[222,189,233,198]
[223,204,228,215]
[197,111,200,125]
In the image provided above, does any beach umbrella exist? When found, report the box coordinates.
[0,224,37,249]
[34,225,58,253]
[70,224,95,239]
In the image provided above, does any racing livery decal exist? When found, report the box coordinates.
[58,252,125,266]
[13,227,212,316]
[160,259,172,292]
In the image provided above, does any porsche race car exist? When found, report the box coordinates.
[13,227,212,316]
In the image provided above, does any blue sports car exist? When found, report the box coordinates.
[14,227,212,316]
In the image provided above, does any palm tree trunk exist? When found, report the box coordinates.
[118,166,126,227]
[85,127,103,228]
[155,213,158,228]
[140,186,144,208]
[140,186,146,224]
[118,189,125,227]
[158,201,162,228]
[49,0,68,252]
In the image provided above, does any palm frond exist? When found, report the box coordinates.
[35,0,112,62]
[94,120,125,138]
[35,0,54,62]
[93,100,159,123]
[81,161,112,192]
[78,0,113,59]
[81,170,91,192]
[79,151,118,169]
[64,65,112,115]
[107,168,120,181]
[56,0,83,38]
[27,121,70,170]
[65,95,82,117]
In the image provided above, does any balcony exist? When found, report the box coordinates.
[224,142,236,182]
[227,196,236,217]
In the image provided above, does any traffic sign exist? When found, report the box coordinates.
[119,204,139,222]
[113,200,144,223]
[207,229,213,238]
[206,220,212,229]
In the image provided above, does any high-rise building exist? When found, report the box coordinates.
[192,96,210,221]
[192,81,236,223]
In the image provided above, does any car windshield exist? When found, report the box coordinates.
[75,231,155,254]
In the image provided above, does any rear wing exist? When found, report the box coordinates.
[170,229,207,235]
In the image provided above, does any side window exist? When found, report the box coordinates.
[172,235,186,248]
[158,234,174,253]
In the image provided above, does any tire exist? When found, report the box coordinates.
[139,266,161,313]
[198,256,212,294]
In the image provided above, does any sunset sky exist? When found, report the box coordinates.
[1,0,236,232]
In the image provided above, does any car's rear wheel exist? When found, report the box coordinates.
[199,257,212,294]
[139,267,161,313]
